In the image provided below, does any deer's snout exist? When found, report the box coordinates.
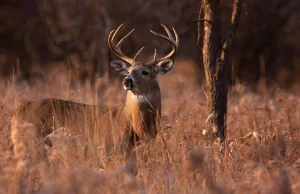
[122,76,134,90]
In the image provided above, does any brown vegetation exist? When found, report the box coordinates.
[0,0,299,193]
[0,61,299,193]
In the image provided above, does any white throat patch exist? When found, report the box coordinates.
[131,93,153,103]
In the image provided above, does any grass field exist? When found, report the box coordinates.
[0,60,299,193]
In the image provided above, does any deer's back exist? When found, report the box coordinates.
[12,98,127,147]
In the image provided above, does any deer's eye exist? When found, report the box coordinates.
[142,71,149,76]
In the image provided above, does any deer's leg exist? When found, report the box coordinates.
[124,148,138,176]
[11,122,46,163]
[120,130,140,176]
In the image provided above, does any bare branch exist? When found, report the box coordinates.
[193,19,212,23]
[197,3,203,47]
[221,0,242,57]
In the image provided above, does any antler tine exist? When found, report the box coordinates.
[146,49,157,65]
[161,24,174,40]
[172,28,179,45]
[153,49,157,61]
[147,24,179,66]
[117,29,135,47]
[111,23,124,41]
[108,30,115,44]
[133,47,144,61]
[149,30,169,43]
[108,24,135,65]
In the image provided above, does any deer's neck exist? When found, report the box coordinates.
[124,89,161,141]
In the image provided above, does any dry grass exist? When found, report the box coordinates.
[0,59,299,193]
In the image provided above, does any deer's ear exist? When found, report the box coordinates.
[154,59,174,75]
[110,59,128,75]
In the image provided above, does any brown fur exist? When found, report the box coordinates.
[11,85,161,172]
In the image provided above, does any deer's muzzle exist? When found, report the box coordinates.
[122,76,133,90]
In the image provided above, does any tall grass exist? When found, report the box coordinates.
[0,60,299,193]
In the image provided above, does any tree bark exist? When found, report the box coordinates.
[201,0,242,147]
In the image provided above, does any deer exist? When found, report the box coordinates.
[11,24,179,174]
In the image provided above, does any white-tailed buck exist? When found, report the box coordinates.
[11,24,179,174]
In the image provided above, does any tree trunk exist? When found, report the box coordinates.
[201,0,242,148]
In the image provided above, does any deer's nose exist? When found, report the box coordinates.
[122,76,133,90]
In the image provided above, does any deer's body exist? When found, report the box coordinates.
[12,90,160,157]
[11,24,178,174]
[12,99,127,154]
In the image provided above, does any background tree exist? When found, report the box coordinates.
[200,0,242,149]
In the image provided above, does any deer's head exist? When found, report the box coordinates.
[108,24,179,95]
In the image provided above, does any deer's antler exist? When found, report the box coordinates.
[108,24,144,65]
[147,24,179,66]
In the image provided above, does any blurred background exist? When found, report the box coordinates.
[0,0,299,87]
